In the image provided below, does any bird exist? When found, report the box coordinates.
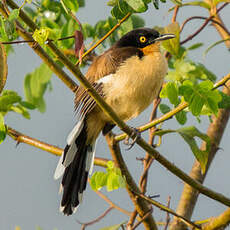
[54,27,175,215]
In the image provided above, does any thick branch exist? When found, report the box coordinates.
[202,208,230,230]
[105,133,158,230]
[209,3,230,49]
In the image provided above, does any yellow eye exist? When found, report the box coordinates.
[139,36,147,43]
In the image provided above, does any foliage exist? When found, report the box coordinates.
[1,0,230,229]
[90,161,126,191]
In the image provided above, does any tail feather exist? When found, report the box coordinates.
[54,119,96,215]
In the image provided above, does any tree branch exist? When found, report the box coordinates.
[170,5,230,228]
[133,191,201,229]
[76,206,114,230]
[105,133,158,230]
[92,186,132,217]
[180,3,229,45]
[7,126,109,168]
[202,208,230,230]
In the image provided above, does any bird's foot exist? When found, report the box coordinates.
[124,127,141,150]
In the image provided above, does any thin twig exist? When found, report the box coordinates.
[180,3,229,45]
[172,5,179,23]
[127,210,138,229]
[130,207,153,230]
[133,191,201,229]
[164,196,171,230]
[75,12,131,66]
[92,185,132,217]
[180,16,229,34]
[76,206,114,230]
[106,133,158,230]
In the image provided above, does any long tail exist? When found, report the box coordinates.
[54,119,95,215]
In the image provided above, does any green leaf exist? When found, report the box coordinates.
[19,101,36,110]
[159,104,171,114]
[177,1,210,9]
[60,18,78,48]
[24,63,52,113]
[177,126,210,173]
[32,27,51,45]
[203,38,230,58]
[0,43,8,94]
[61,0,79,12]
[0,91,21,112]
[120,17,133,34]
[100,222,127,230]
[111,0,133,19]
[153,0,159,9]
[8,9,20,22]
[90,171,108,191]
[90,161,126,191]
[188,62,217,82]
[175,110,187,125]
[218,92,230,109]
[166,82,179,105]
[187,42,203,51]
[189,94,205,116]
[0,113,6,144]
[124,0,147,12]
[108,0,117,6]
[162,22,180,57]
[130,15,145,28]
[11,105,30,119]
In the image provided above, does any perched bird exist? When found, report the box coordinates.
[54,28,175,215]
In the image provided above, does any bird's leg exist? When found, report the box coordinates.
[124,127,141,150]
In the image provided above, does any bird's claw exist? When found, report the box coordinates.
[124,128,141,150]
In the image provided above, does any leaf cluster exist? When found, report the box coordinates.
[90,161,126,192]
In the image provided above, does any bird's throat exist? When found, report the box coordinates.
[140,42,161,55]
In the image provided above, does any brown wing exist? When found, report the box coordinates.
[75,46,143,117]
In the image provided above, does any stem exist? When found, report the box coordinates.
[133,192,201,229]
[75,13,131,66]
[7,126,109,168]
[106,133,158,230]
[180,3,229,45]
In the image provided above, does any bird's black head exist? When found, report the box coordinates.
[115,28,175,49]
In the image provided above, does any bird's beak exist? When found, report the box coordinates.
[154,33,176,42]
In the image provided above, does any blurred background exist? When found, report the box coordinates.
[1,0,230,229]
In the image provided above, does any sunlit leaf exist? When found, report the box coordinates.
[32,27,50,45]
[162,22,180,57]
[177,126,210,173]
[124,0,147,12]
[8,9,20,22]
[61,0,79,13]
